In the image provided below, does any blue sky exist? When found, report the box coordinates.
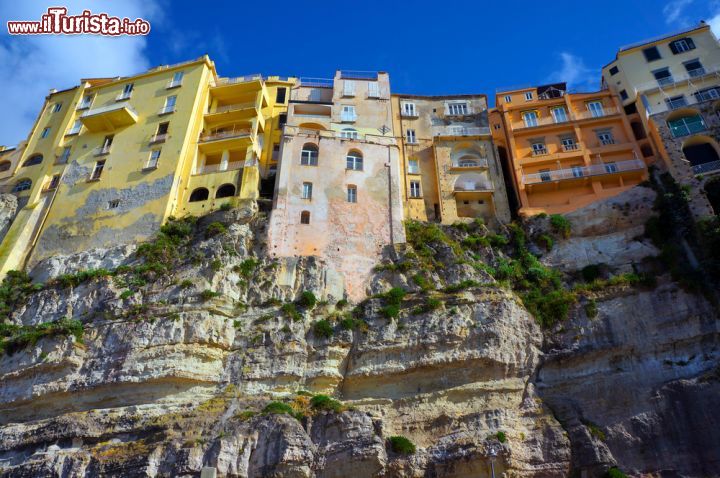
[0,0,717,145]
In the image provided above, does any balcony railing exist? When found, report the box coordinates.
[195,161,244,175]
[635,64,720,93]
[298,77,334,88]
[214,74,262,86]
[455,181,494,192]
[211,102,255,114]
[452,158,489,168]
[434,127,490,137]
[81,102,137,118]
[692,160,720,175]
[563,143,580,152]
[523,158,645,185]
[94,145,112,156]
[532,148,549,157]
[574,106,620,120]
[76,101,92,110]
[199,128,252,142]
[513,114,573,130]
[669,117,707,138]
[340,70,378,80]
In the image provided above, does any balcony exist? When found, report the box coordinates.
[563,143,580,152]
[198,127,255,155]
[574,106,620,121]
[523,159,645,185]
[80,103,138,132]
[199,128,252,143]
[532,147,549,157]
[214,74,262,87]
[635,64,720,93]
[434,126,490,137]
[205,101,258,125]
[454,181,494,192]
[194,161,244,175]
[692,160,720,175]
[512,115,573,130]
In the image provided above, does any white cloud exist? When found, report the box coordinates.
[663,0,694,26]
[0,1,161,145]
[546,52,598,92]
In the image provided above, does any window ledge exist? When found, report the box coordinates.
[86,178,101,183]
[142,165,158,172]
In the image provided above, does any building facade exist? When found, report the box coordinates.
[491,83,649,216]
[391,94,511,225]
[267,71,405,300]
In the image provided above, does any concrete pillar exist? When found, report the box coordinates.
[220,150,229,171]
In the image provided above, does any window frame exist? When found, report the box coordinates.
[302,182,313,199]
[409,180,421,198]
[300,143,319,166]
[347,185,357,203]
[407,159,420,174]
[642,46,662,62]
[346,151,363,171]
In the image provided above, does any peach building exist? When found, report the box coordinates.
[267,71,405,300]
[491,83,649,215]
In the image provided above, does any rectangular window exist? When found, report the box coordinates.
[276,87,287,104]
[531,142,547,156]
[669,37,695,54]
[539,169,551,182]
[571,165,584,178]
[620,90,629,101]
[643,46,661,62]
[90,160,105,180]
[367,82,380,98]
[157,122,169,136]
[666,95,688,110]
[97,135,113,155]
[597,131,615,145]
[653,68,673,86]
[40,127,51,139]
[343,80,356,97]
[609,66,619,76]
[504,95,512,103]
[47,174,60,190]
[52,102,62,113]
[605,162,618,173]
[67,120,82,135]
[447,102,469,115]
[341,105,356,122]
[406,129,417,144]
[409,180,421,198]
[408,159,420,174]
[302,182,313,199]
[147,149,161,169]
[587,101,605,117]
[78,94,93,109]
[340,129,359,139]
[695,88,720,102]
[525,92,533,101]
[168,71,183,88]
[279,113,287,126]
[272,143,280,161]
[551,107,568,123]
[522,111,538,127]
[402,102,417,116]
[58,146,71,164]
[684,59,705,77]
[161,95,177,114]
[118,83,134,100]
[108,199,121,209]
[561,137,577,151]
[347,185,357,203]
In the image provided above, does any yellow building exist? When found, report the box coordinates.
[492,83,649,216]
[0,57,291,276]
[391,94,512,225]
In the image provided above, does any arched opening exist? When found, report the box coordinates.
[189,187,209,202]
[12,178,32,192]
[298,122,327,131]
[216,184,236,198]
[682,135,720,173]
[300,210,310,224]
[346,149,363,170]
[22,154,43,167]
[300,143,319,166]
[0,161,11,172]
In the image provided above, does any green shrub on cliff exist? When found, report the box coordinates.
[388,435,416,454]
[0,317,83,355]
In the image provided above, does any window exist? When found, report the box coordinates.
[695,87,720,102]
[216,184,236,198]
[300,143,318,165]
[666,95,688,110]
[347,185,357,203]
[0,161,11,172]
[302,182,313,199]
[642,46,661,62]
[67,120,82,135]
[458,156,479,167]
[272,143,280,161]
[551,107,568,123]
[161,95,177,114]
[524,92,533,101]
[346,150,363,170]
[531,142,547,156]
[409,180,421,198]
[669,37,696,54]
[340,128,359,139]
[609,66,619,76]
[684,59,705,77]
[447,102,469,115]
[147,149,161,169]
[279,113,287,126]
[78,94,93,109]
[47,174,60,190]
[23,154,43,167]
[97,135,113,155]
[343,80,356,97]
[300,211,310,224]
[504,95,512,103]
[561,137,577,151]
[522,111,538,127]
[108,199,121,209]
[153,122,169,142]
[367,82,380,98]
[52,102,62,113]
[189,188,209,202]
[40,127,51,139]
[620,90,629,101]
[341,105,356,122]
[119,83,134,100]
[653,68,673,86]
[571,165,584,178]
[13,179,32,192]
[407,159,420,174]
[401,102,417,116]
[587,101,605,117]
[90,160,105,180]
[406,129,417,144]
[539,169,551,182]
[58,147,71,164]
[168,71,184,88]
[493,124,501,130]
[605,162,618,173]
[276,87,287,104]
[667,114,706,137]
[597,131,615,145]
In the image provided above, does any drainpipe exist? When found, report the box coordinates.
[386,146,396,259]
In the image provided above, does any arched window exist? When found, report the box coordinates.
[22,154,43,167]
[12,178,32,192]
[346,150,363,171]
[340,128,359,139]
[189,187,209,202]
[458,155,480,167]
[300,143,318,166]
[0,161,11,172]
[300,211,310,224]
[216,184,236,198]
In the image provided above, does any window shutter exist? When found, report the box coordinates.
[686,37,695,49]
[368,82,379,98]
[669,41,679,54]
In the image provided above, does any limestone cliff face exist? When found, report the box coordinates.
[0,188,718,477]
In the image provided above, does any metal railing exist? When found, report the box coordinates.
[340,70,378,80]
[214,74,262,86]
[574,106,620,120]
[434,126,490,137]
[523,158,645,185]
[635,64,720,93]
[512,114,572,130]
[452,158,489,168]
[81,102,137,118]
[563,143,580,151]
[299,77,334,88]
[195,161,244,175]
[669,116,707,137]
[76,101,92,110]
[199,128,252,142]
[692,160,720,175]
[401,108,419,117]
[532,148,549,157]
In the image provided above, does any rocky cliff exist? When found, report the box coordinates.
[0,185,718,478]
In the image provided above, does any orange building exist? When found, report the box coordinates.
[491,83,650,215]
